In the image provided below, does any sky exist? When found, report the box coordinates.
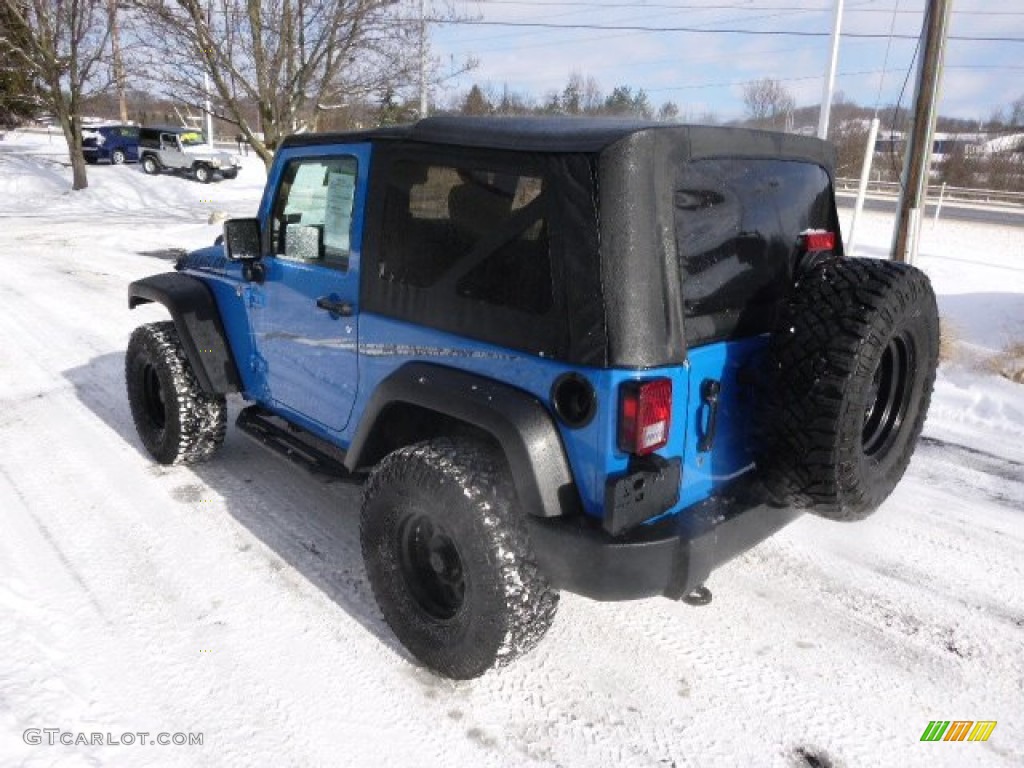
[427,1,1024,123]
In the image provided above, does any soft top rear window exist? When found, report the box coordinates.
[674,158,835,346]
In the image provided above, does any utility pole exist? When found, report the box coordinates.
[108,0,128,123]
[817,0,844,139]
[891,0,953,264]
[204,3,214,146]
[418,0,428,117]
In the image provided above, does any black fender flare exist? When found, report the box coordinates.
[128,272,241,395]
[347,363,580,519]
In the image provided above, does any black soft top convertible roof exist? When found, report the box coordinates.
[286,116,840,369]
[278,116,835,168]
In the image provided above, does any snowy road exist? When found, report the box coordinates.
[1,134,1022,767]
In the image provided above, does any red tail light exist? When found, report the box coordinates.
[800,230,836,251]
[618,378,672,456]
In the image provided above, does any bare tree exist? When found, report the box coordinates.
[131,0,426,166]
[0,0,111,189]
[1011,94,1024,128]
[831,120,869,178]
[742,78,795,131]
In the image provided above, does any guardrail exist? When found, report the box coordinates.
[835,177,1024,208]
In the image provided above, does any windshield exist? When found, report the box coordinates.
[179,131,206,147]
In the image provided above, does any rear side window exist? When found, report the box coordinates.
[270,155,358,270]
[674,158,834,345]
[363,149,573,359]
[380,160,552,315]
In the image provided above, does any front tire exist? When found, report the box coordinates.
[125,322,227,465]
[193,164,212,183]
[760,258,940,520]
[361,439,558,679]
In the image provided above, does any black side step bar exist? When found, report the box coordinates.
[236,406,353,481]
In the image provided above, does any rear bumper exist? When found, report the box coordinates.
[526,478,803,601]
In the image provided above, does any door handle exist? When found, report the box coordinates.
[697,378,721,453]
[316,296,353,317]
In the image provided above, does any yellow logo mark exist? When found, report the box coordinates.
[967,721,997,742]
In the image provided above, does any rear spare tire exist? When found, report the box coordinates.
[761,257,939,521]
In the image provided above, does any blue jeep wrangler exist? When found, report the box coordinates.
[125,117,940,678]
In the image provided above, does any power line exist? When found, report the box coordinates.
[453,1,1024,14]
[423,19,1024,42]
[437,0,861,51]
[436,0,860,53]
[873,0,901,113]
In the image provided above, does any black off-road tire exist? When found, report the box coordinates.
[142,155,159,175]
[360,438,559,679]
[111,148,126,165]
[760,257,939,521]
[193,164,212,183]
[221,169,238,180]
[125,322,227,465]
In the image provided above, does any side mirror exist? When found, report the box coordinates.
[223,218,261,261]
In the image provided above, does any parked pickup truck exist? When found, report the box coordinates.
[125,117,939,678]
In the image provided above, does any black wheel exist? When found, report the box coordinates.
[221,169,238,180]
[193,164,211,183]
[361,439,558,679]
[85,155,98,165]
[142,155,159,175]
[111,148,126,165]
[125,322,227,465]
[760,258,939,520]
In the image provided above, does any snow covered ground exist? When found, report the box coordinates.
[0,131,1021,768]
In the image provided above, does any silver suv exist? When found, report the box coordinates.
[138,126,240,183]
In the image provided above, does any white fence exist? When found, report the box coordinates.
[835,178,1024,208]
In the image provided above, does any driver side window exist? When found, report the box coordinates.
[271,155,358,271]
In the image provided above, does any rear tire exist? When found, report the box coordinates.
[125,322,227,465]
[111,148,126,165]
[760,258,939,520]
[360,438,558,679]
[142,155,159,175]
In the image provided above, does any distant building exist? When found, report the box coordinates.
[873,131,1021,162]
